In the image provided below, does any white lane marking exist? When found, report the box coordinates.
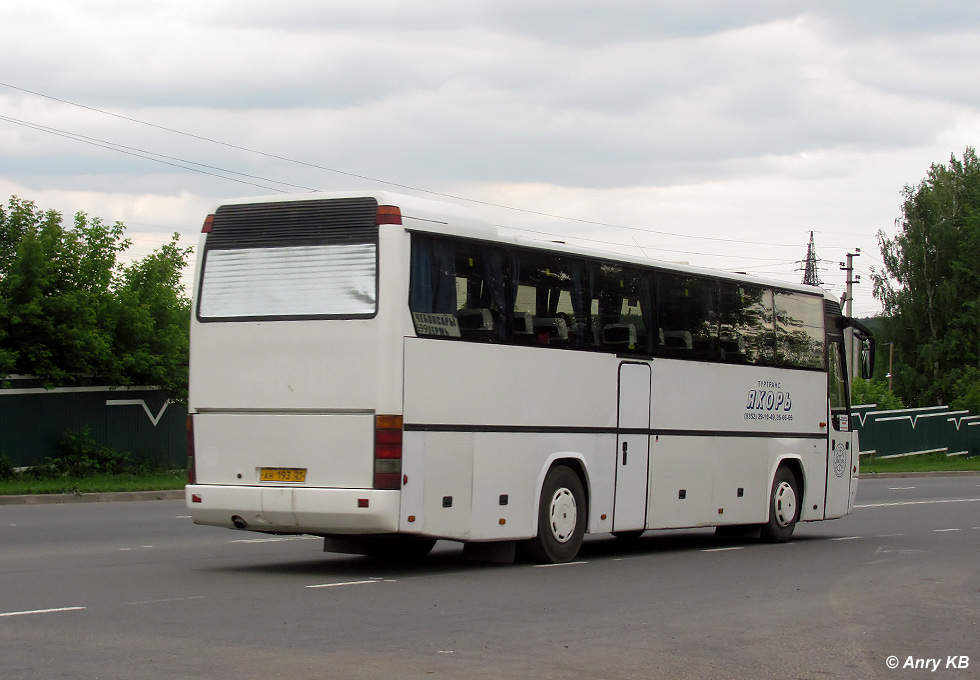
[533,561,587,568]
[702,547,744,552]
[876,533,905,538]
[934,528,962,532]
[176,516,191,519]
[125,596,206,606]
[832,536,861,541]
[230,535,320,544]
[0,606,86,618]
[855,498,980,509]
[888,486,916,490]
[306,580,385,589]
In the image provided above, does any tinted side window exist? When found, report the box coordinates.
[512,251,589,348]
[657,274,719,361]
[591,264,654,354]
[774,292,825,369]
[409,235,508,342]
[719,284,775,365]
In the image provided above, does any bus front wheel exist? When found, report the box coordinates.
[522,465,586,563]
[760,466,800,543]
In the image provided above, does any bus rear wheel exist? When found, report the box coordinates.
[760,466,800,543]
[522,465,586,563]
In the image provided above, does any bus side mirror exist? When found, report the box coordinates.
[860,336,875,380]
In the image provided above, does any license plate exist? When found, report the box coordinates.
[259,467,307,483]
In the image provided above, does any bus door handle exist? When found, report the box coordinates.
[622,441,628,465]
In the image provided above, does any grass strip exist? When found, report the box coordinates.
[0,471,186,495]
[860,453,980,474]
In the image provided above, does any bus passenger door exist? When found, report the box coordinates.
[613,362,651,532]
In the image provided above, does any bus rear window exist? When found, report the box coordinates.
[198,243,377,320]
[197,196,380,322]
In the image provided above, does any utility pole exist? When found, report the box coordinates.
[840,249,861,380]
[887,342,894,391]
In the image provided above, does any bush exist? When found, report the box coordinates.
[25,428,141,479]
[0,453,14,481]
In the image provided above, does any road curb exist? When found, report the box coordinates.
[0,489,184,505]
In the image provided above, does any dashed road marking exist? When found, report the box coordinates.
[306,579,394,589]
[534,561,587,568]
[0,606,86,618]
[933,528,962,532]
[702,546,744,552]
[855,498,980,509]
[125,596,205,606]
[832,536,861,541]
[231,535,320,544]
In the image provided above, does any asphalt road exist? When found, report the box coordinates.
[1,477,978,679]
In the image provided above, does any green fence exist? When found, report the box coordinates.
[0,376,187,468]
[852,403,980,458]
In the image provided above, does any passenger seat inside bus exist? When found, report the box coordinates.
[457,308,495,342]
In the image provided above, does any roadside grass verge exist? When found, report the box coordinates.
[860,452,980,474]
[0,470,186,495]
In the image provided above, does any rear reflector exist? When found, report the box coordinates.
[376,205,402,225]
[202,214,215,233]
[374,414,403,490]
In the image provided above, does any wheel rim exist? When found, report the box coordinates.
[772,481,797,527]
[549,487,578,543]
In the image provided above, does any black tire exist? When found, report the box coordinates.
[522,465,587,563]
[760,466,800,543]
[365,536,437,562]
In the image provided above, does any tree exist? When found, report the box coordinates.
[851,377,904,410]
[872,148,980,407]
[0,196,191,399]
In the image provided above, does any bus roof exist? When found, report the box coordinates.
[210,190,831,301]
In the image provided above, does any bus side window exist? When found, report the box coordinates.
[719,284,774,365]
[774,292,825,369]
[511,252,588,349]
[409,235,508,343]
[591,264,654,354]
[657,274,719,361]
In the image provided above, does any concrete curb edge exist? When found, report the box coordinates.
[0,489,184,505]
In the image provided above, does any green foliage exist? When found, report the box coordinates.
[0,196,191,399]
[24,428,143,479]
[872,148,980,407]
[0,453,14,481]
[851,378,905,410]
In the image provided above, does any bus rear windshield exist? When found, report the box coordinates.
[198,243,377,320]
[196,196,380,322]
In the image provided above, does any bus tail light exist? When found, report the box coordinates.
[376,205,402,225]
[187,414,196,485]
[201,214,215,233]
[374,415,403,489]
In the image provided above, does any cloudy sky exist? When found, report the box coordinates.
[3,1,980,316]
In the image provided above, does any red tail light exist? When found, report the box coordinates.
[376,205,402,225]
[187,414,196,485]
[374,415,402,489]
[201,214,215,233]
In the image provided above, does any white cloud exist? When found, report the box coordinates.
[2,1,979,319]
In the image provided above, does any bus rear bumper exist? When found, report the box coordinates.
[185,484,401,534]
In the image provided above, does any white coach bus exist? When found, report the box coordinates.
[186,191,874,563]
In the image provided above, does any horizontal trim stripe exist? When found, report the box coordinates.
[404,423,826,439]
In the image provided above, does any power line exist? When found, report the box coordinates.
[0,113,316,194]
[0,81,819,250]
